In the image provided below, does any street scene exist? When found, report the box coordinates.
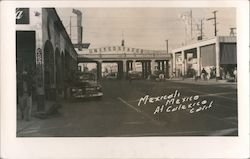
[16,8,237,136]
[17,79,237,137]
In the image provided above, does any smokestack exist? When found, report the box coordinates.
[72,9,83,50]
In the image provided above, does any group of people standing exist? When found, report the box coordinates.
[201,66,237,81]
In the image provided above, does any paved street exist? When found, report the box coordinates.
[17,79,238,137]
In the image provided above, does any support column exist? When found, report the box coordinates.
[166,60,170,78]
[157,61,160,71]
[172,53,176,76]
[168,59,172,78]
[181,50,185,76]
[163,61,166,72]
[35,10,45,111]
[97,61,102,81]
[144,61,147,78]
[151,60,156,75]
[148,61,151,75]
[161,61,164,70]
[123,60,127,79]
[197,46,201,77]
[141,61,145,78]
[131,61,133,70]
[215,37,220,78]
[132,60,136,71]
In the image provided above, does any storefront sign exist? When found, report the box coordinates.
[16,8,29,24]
[36,48,42,64]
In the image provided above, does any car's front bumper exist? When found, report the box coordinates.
[73,92,103,98]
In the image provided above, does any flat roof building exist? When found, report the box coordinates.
[171,36,237,80]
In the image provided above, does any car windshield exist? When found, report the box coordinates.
[78,73,95,81]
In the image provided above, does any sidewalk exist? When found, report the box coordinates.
[17,100,59,135]
[168,78,237,85]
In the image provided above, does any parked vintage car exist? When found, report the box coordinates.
[69,72,103,99]
[128,71,142,80]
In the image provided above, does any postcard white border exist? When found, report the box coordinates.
[1,1,249,158]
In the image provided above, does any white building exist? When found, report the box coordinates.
[171,36,237,79]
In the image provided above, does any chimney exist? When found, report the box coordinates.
[72,9,83,50]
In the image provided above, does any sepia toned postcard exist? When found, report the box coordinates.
[1,0,249,158]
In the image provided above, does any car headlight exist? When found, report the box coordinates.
[72,88,76,92]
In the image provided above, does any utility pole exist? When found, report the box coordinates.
[69,16,72,38]
[165,39,168,54]
[190,10,193,40]
[200,19,203,39]
[121,30,125,47]
[207,10,218,36]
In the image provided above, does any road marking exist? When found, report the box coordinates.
[205,114,238,126]
[112,128,238,136]
[123,121,147,125]
[18,123,72,135]
[209,128,238,136]
[17,121,40,133]
[189,89,237,101]
[117,97,163,126]
[19,129,40,134]
[213,103,237,111]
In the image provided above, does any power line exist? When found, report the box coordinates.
[207,10,218,36]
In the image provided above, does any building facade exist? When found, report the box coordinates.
[16,8,78,111]
[171,36,237,80]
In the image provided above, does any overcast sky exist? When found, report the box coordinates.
[56,8,236,50]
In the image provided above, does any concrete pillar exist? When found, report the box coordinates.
[215,37,220,78]
[130,61,133,70]
[35,10,45,111]
[172,53,176,75]
[164,61,166,71]
[97,61,102,81]
[132,60,136,71]
[148,61,151,75]
[168,59,172,78]
[151,60,156,75]
[123,60,127,79]
[141,61,145,78]
[161,61,163,70]
[197,46,201,77]
[157,61,160,71]
[181,50,185,76]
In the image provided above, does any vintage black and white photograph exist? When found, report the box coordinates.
[15,7,239,137]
